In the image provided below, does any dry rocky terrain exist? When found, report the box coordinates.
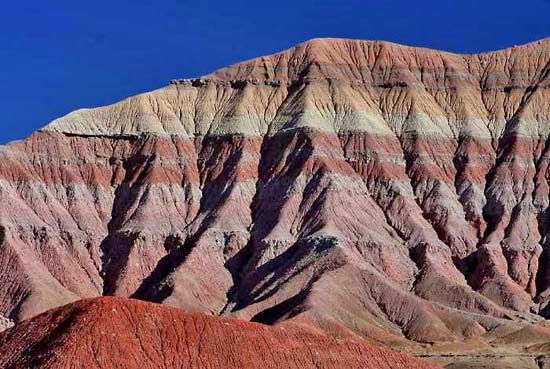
[1,37,550,367]
[0,297,442,369]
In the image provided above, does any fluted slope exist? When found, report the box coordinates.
[1,38,550,351]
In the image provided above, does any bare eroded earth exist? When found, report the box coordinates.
[1,37,550,367]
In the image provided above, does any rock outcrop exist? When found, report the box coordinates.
[0,315,12,332]
[0,297,441,369]
[1,37,550,351]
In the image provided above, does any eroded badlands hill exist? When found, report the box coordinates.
[0,297,441,369]
[1,38,550,350]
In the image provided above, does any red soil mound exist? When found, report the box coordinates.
[0,297,440,369]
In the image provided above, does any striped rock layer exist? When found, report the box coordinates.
[1,37,550,348]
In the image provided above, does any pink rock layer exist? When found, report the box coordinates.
[0,37,550,348]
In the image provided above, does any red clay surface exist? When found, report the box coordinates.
[0,297,441,369]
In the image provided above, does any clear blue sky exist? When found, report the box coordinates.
[1,0,549,143]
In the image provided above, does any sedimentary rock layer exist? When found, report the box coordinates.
[1,37,550,348]
[0,297,442,369]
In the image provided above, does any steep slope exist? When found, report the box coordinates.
[0,297,441,369]
[1,37,550,352]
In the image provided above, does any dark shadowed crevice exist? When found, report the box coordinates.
[100,147,157,295]
[479,130,516,244]
[534,136,550,305]
[220,129,315,314]
[251,287,310,324]
[131,232,197,303]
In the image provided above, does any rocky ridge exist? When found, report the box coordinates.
[1,38,550,354]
